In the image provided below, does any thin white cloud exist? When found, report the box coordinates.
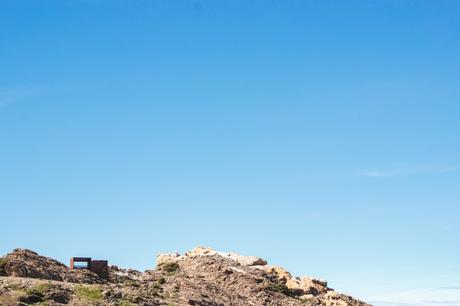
[357,165,460,178]
[0,86,52,108]
[370,285,460,306]
[358,170,392,178]
[362,276,460,306]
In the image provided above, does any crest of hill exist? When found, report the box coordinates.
[0,247,370,306]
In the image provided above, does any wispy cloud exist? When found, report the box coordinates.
[370,285,460,306]
[358,170,392,178]
[0,86,53,108]
[440,286,460,290]
[357,165,460,178]
[362,275,460,306]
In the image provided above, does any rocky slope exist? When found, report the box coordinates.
[0,247,370,306]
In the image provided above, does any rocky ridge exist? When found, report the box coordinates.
[0,247,370,305]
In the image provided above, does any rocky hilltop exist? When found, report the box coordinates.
[0,247,370,306]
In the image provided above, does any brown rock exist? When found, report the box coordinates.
[3,249,104,284]
[0,247,370,306]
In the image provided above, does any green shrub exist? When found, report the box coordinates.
[0,257,8,275]
[6,283,22,291]
[267,281,291,295]
[74,285,103,301]
[26,283,55,295]
[160,262,179,275]
[267,281,299,297]
[149,280,163,296]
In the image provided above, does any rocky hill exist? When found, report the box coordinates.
[0,247,370,306]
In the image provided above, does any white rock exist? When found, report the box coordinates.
[156,252,181,266]
[185,246,267,266]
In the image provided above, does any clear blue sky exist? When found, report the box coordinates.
[1,1,459,304]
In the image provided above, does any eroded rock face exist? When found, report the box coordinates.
[0,247,370,306]
[186,246,268,266]
[157,246,267,267]
[2,249,103,284]
[154,246,370,306]
[259,265,329,296]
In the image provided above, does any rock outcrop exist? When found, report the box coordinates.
[1,249,103,284]
[0,247,370,305]
[156,246,267,267]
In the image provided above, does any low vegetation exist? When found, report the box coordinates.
[74,285,103,302]
[6,282,22,291]
[0,257,7,275]
[26,282,55,295]
[267,281,293,296]
[160,262,179,275]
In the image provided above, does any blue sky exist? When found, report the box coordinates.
[1,0,459,304]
